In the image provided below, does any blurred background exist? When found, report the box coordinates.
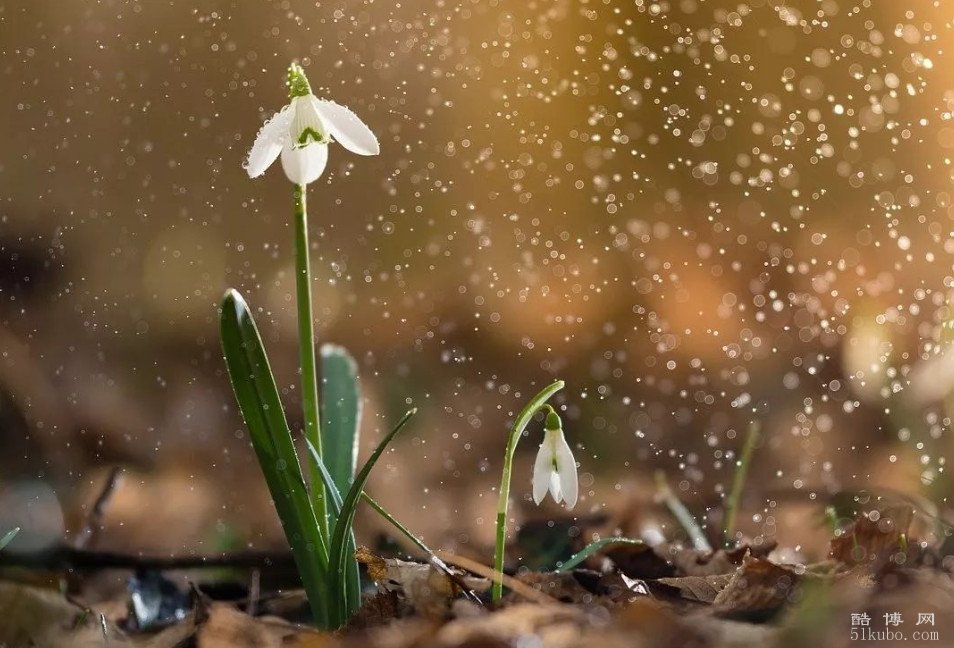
[1,0,952,584]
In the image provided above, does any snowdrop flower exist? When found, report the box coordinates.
[244,63,379,185]
[532,406,578,508]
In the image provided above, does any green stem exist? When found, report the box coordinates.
[294,184,328,541]
[492,379,564,602]
[723,421,761,546]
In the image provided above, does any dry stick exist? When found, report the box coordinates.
[434,550,560,606]
[723,421,761,546]
[654,471,712,552]
[0,545,295,571]
[76,467,124,550]
[247,568,262,617]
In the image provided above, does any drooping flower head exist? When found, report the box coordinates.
[532,405,578,509]
[244,62,379,185]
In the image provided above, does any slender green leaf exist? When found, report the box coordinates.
[362,492,483,604]
[329,408,417,622]
[655,471,712,552]
[320,344,362,500]
[0,527,19,551]
[220,289,330,628]
[723,421,761,545]
[555,537,643,572]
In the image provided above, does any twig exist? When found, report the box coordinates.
[654,471,712,552]
[76,467,124,550]
[247,568,261,617]
[0,545,295,572]
[434,549,561,606]
[723,421,761,545]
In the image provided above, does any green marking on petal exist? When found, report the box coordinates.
[287,62,312,99]
[297,127,326,146]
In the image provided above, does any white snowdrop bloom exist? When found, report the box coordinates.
[244,63,379,185]
[532,407,578,509]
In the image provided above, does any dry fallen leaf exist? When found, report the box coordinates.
[712,555,800,621]
[604,542,676,579]
[356,546,489,618]
[653,573,734,604]
[434,602,584,648]
[666,542,776,577]
[828,506,914,568]
[0,582,130,648]
[194,603,332,648]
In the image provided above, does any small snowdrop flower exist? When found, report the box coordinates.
[532,406,578,509]
[244,62,379,185]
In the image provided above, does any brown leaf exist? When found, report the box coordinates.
[654,574,734,604]
[515,572,599,606]
[516,571,651,607]
[828,506,914,567]
[604,542,676,579]
[356,547,489,618]
[347,591,406,630]
[195,603,332,648]
[712,555,800,621]
[0,582,132,648]
[433,602,585,648]
[665,542,776,577]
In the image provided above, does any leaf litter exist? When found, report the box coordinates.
[2,500,952,647]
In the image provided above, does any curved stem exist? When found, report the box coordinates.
[492,379,564,601]
[294,184,328,541]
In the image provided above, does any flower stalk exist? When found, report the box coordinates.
[492,379,565,601]
[293,183,328,537]
[226,61,394,628]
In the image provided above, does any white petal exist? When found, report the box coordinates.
[313,99,380,155]
[554,433,578,509]
[280,143,328,185]
[532,443,553,505]
[549,471,563,503]
[244,104,294,178]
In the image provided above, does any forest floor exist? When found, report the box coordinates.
[0,496,952,648]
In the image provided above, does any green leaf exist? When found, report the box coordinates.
[0,528,19,551]
[219,289,331,628]
[305,438,361,623]
[555,537,643,572]
[328,408,417,622]
[655,471,712,552]
[320,344,362,501]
